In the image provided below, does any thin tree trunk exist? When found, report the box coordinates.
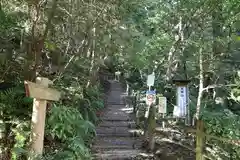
[195,47,203,121]
[87,27,97,87]
[24,0,58,81]
[195,47,205,160]
[212,0,226,107]
[166,16,182,81]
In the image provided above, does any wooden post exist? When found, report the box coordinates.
[196,120,204,160]
[148,104,156,151]
[133,95,137,114]
[144,116,148,139]
[30,78,48,156]
[162,114,165,129]
[24,77,60,158]
[144,90,156,142]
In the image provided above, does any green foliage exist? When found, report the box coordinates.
[45,104,96,159]
[0,81,103,159]
[11,122,30,160]
[202,110,240,159]
[0,85,32,119]
[84,85,104,111]
[1,0,240,159]
[0,85,32,159]
[0,9,18,33]
[203,111,240,139]
[125,68,144,91]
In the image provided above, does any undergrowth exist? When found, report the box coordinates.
[0,81,104,160]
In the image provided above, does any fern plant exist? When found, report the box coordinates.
[0,84,32,159]
[45,104,96,159]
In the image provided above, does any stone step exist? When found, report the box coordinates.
[104,107,133,112]
[103,110,130,115]
[106,104,126,108]
[96,127,131,135]
[103,109,131,114]
[109,89,123,91]
[98,121,136,128]
[102,114,133,119]
[101,109,132,114]
[96,128,143,137]
[101,116,131,121]
[107,103,125,106]
[96,132,132,137]
[93,82,143,160]
[93,149,142,160]
[93,137,142,150]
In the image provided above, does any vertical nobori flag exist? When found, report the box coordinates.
[176,86,187,117]
[173,80,190,118]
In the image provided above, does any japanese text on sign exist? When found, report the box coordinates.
[158,96,167,113]
[173,86,187,117]
[146,90,156,106]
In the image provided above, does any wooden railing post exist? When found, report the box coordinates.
[133,95,137,114]
[147,104,156,151]
[196,120,204,160]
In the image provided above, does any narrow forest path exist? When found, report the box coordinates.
[92,80,144,160]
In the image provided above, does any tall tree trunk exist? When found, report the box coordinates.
[212,0,226,108]
[165,19,182,81]
[24,0,58,81]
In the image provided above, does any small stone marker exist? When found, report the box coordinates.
[24,77,61,157]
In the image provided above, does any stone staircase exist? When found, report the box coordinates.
[92,80,143,160]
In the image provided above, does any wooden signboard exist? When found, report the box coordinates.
[147,72,155,87]
[24,77,61,157]
[158,96,167,114]
[146,90,156,106]
[25,81,60,101]
[173,80,190,118]
[145,90,156,118]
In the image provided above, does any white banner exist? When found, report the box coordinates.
[147,72,155,87]
[173,86,187,117]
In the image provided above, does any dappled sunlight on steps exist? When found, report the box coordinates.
[92,81,150,160]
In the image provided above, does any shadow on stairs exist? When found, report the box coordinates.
[91,81,153,160]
